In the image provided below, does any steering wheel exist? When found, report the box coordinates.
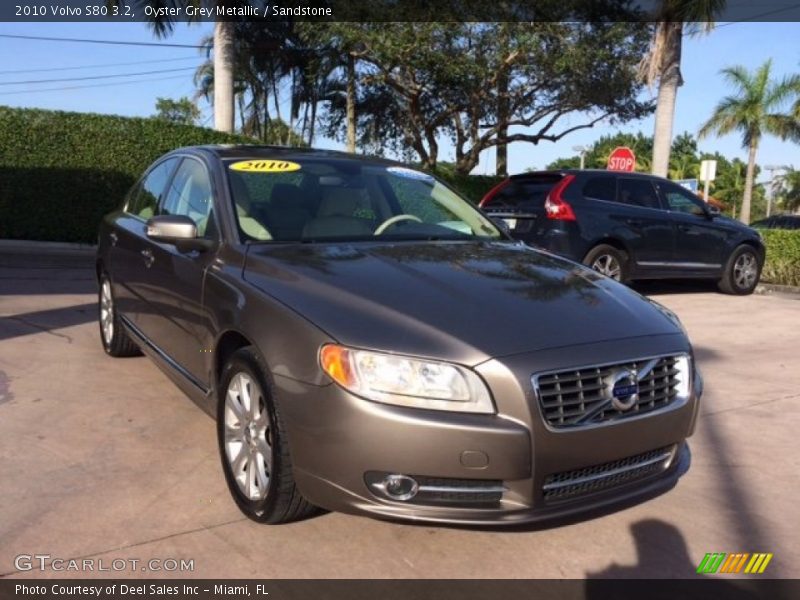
[374,214,423,235]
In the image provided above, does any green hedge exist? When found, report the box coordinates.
[760,229,800,287]
[0,106,250,243]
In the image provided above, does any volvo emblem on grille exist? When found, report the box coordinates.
[606,368,639,411]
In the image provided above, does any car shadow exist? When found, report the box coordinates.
[631,280,720,296]
[0,302,97,342]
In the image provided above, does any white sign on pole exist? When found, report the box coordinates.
[700,160,717,182]
[699,160,717,203]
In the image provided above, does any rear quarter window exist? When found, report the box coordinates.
[484,175,562,210]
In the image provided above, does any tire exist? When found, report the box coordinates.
[583,244,630,283]
[718,245,761,295]
[217,346,316,524]
[98,274,141,357]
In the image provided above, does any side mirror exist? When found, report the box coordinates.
[706,205,721,218]
[146,215,212,252]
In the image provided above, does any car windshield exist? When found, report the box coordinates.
[225,157,502,243]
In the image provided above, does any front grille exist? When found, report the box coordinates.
[534,355,683,428]
[543,446,674,502]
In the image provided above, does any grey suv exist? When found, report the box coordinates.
[97,146,702,525]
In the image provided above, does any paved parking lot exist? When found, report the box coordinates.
[1,246,798,579]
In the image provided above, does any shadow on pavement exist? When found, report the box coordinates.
[0,302,96,342]
[631,280,719,296]
[585,520,760,598]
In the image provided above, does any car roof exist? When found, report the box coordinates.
[510,169,663,181]
[176,144,410,169]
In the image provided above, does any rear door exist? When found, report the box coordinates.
[596,176,674,271]
[658,180,728,271]
[109,158,179,323]
[480,174,563,245]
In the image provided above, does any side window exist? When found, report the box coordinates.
[583,176,616,203]
[161,159,216,238]
[617,178,661,210]
[660,182,706,216]
[127,158,178,220]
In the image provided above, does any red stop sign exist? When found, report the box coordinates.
[607,147,636,172]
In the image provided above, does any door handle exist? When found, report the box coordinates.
[678,224,692,232]
[109,232,118,246]
[140,248,155,268]
[626,219,642,227]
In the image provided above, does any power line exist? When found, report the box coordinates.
[0,33,207,49]
[0,66,196,86]
[715,4,800,28]
[0,73,194,96]
[0,56,200,75]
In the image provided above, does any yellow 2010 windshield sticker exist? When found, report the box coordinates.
[229,159,301,173]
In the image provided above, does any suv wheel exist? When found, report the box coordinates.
[217,347,317,524]
[98,275,141,357]
[718,245,761,295]
[583,244,629,283]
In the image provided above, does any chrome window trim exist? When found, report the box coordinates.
[531,353,692,432]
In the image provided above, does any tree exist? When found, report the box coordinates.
[153,96,201,125]
[115,2,236,133]
[321,21,651,175]
[699,60,800,224]
[639,0,727,177]
[775,167,800,213]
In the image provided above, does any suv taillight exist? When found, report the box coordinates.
[544,175,576,221]
[479,179,510,207]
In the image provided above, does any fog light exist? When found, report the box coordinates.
[381,474,419,501]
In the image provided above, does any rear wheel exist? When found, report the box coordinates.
[718,245,761,295]
[98,275,140,357]
[583,244,629,283]
[217,347,316,524]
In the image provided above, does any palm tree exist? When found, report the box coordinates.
[639,1,726,177]
[699,60,800,224]
[112,1,236,133]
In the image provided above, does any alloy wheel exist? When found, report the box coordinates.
[223,372,272,501]
[733,252,758,290]
[100,279,114,344]
[591,254,622,281]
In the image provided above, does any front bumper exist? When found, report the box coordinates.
[276,335,700,525]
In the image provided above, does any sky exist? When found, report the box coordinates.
[1,21,798,183]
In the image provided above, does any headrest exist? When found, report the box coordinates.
[317,187,366,218]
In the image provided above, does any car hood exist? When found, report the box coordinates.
[243,241,683,365]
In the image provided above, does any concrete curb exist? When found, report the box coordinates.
[0,239,96,255]
[756,282,800,298]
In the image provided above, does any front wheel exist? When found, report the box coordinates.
[718,245,761,295]
[583,244,629,283]
[217,347,316,524]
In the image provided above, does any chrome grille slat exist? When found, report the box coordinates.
[534,356,683,428]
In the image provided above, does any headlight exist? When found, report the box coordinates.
[319,344,495,414]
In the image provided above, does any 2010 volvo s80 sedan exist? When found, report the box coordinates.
[97,146,702,525]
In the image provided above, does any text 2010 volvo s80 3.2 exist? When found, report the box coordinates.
[96,146,702,525]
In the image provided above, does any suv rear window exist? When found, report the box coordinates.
[483,174,563,209]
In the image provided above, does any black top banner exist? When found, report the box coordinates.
[2,0,800,23]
